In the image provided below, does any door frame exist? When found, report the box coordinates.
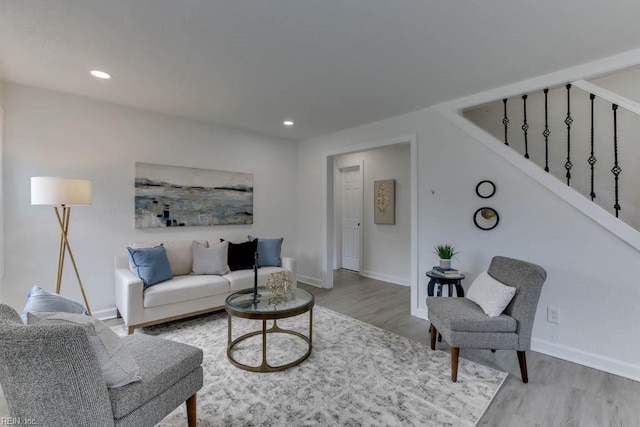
[335,161,364,273]
[323,134,419,316]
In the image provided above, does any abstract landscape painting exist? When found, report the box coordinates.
[135,162,253,228]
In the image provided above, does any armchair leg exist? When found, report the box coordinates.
[517,351,529,383]
[429,324,437,350]
[451,347,459,382]
[186,394,197,427]
[127,326,135,335]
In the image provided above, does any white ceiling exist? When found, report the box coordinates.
[2,1,640,141]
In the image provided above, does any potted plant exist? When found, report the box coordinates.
[433,244,459,269]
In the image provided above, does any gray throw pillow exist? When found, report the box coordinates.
[27,312,142,388]
[192,241,230,275]
[21,285,88,324]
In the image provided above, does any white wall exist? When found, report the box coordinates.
[0,82,298,316]
[0,83,4,285]
[333,144,411,285]
[297,103,640,380]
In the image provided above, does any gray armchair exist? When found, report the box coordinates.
[427,256,547,383]
[0,304,203,426]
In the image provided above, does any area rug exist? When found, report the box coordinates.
[114,306,506,426]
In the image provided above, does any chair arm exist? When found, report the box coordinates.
[282,257,298,288]
[114,256,144,327]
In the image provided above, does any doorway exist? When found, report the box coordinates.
[324,135,417,317]
[339,165,362,272]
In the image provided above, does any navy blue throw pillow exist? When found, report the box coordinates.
[225,239,258,271]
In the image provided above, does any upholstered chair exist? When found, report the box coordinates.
[0,304,203,426]
[427,256,547,383]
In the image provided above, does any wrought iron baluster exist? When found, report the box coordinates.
[588,94,597,200]
[502,98,509,146]
[564,84,573,186]
[543,89,550,172]
[521,95,529,158]
[612,104,621,217]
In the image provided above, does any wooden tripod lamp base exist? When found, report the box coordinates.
[31,177,93,315]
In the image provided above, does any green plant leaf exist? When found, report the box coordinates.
[433,244,459,259]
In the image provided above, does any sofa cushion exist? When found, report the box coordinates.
[27,312,142,388]
[143,275,230,308]
[129,240,207,276]
[224,267,286,292]
[127,245,173,289]
[108,334,203,419]
[20,285,88,324]
[248,235,284,267]
[426,297,517,333]
[192,241,229,275]
[225,239,258,271]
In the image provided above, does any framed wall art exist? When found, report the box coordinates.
[135,162,253,228]
[374,179,395,225]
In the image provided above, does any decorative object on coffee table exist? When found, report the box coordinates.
[252,252,261,305]
[266,271,292,297]
[433,244,458,269]
[31,177,93,314]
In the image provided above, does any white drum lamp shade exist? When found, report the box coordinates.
[31,177,92,206]
[30,176,93,314]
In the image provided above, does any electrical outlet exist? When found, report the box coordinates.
[547,306,560,324]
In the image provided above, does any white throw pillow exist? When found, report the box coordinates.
[466,271,516,317]
[129,240,207,276]
[192,240,230,275]
[27,312,142,388]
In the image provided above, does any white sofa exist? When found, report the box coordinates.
[114,239,297,334]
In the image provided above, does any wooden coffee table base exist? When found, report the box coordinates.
[226,310,313,373]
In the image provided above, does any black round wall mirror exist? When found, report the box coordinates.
[474,207,500,230]
[476,180,496,199]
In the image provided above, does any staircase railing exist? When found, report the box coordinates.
[462,77,640,232]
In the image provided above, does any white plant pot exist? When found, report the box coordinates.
[439,259,451,269]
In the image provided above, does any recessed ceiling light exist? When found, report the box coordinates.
[283,120,294,127]
[90,70,111,79]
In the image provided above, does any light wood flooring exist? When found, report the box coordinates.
[9,271,635,425]
[301,270,640,427]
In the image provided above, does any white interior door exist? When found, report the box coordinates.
[341,166,362,271]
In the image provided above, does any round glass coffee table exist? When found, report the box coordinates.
[225,286,314,372]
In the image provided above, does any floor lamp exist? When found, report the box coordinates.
[31,177,93,315]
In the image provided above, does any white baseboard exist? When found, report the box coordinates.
[360,270,410,286]
[413,307,428,320]
[93,307,118,321]
[532,338,640,382]
[297,275,326,288]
